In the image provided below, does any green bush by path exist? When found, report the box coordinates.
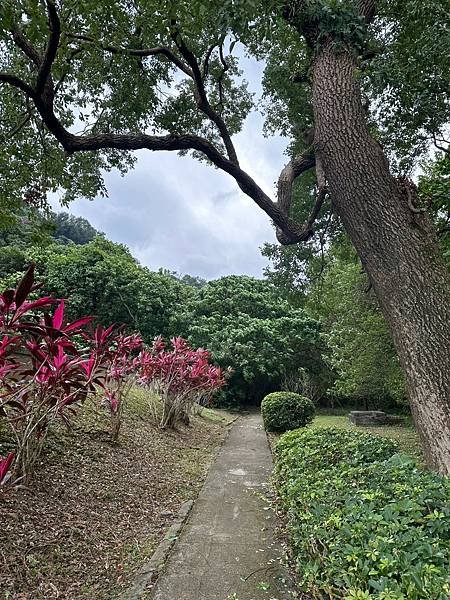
[274,428,450,599]
[261,391,315,432]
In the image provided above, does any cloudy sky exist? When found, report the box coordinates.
[51,57,289,280]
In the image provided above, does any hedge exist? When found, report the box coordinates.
[274,428,450,600]
[261,391,315,432]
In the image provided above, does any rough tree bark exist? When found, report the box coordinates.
[311,43,450,473]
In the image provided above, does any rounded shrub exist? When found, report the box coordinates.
[261,391,315,432]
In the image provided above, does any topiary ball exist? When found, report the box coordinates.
[261,391,315,432]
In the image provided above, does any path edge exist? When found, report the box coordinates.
[118,416,239,600]
[117,499,194,600]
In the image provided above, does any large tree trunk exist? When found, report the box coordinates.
[312,44,450,474]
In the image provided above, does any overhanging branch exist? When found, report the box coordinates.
[0,72,36,98]
[1,1,325,246]
[170,26,239,165]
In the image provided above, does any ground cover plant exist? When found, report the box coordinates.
[274,427,450,599]
[312,413,423,463]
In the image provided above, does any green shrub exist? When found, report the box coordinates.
[274,428,450,600]
[261,392,315,432]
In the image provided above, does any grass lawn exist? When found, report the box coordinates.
[312,412,423,463]
[0,389,233,599]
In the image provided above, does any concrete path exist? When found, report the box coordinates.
[152,412,292,600]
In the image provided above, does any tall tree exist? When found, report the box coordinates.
[179,275,323,404]
[0,1,449,471]
[51,211,99,244]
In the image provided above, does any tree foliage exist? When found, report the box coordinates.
[263,235,406,408]
[0,236,193,342]
[0,0,447,231]
[307,244,406,407]
[179,275,323,404]
[51,211,99,245]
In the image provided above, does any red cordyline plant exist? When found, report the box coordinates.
[0,264,102,484]
[0,451,16,491]
[139,336,226,429]
[89,325,143,441]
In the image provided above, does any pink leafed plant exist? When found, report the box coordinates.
[0,264,101,482]
[139,336,226,428]
[90,327,143,440]
[0,452,15,492]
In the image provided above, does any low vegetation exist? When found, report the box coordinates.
[312,413,423,463]
[274,427,450,599]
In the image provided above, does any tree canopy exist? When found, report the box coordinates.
[179,275,324,404]
[0,0,448,228]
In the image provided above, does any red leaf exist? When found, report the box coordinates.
[1,289,15,310]
[64,316,94,333]
[0,452,14,483]
[53,300,65,330]
[14,263,35,308]
[13,296,56,321]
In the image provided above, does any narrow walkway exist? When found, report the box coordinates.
[152,412,292,600]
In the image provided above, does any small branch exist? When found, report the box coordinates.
[432,133,449,154]
[8,111,33,138]
[216,42,230,112]
[54,46,85,95]
[404,180,426,214]
[67,33,193,78]
[10,24,42,67]
[202,42,218,79]
[0,72,36,98]
[170,25,239,165]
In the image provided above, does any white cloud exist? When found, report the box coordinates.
[51,55,289,280]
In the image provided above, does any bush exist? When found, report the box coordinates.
[261,391,315,432]
[274,428,450,600]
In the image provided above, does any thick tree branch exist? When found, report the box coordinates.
[1,3,323,246]
[277,151,316,213]
[170,27,239,165]
[10,24,42,67]
[0,72,36,98]
[355,0,377,23]
[70,27,239,164]
[276,151,329,244]
[35,0,61,97]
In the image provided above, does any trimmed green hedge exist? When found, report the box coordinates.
[274,428,450,600]
[261,391,315,432]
